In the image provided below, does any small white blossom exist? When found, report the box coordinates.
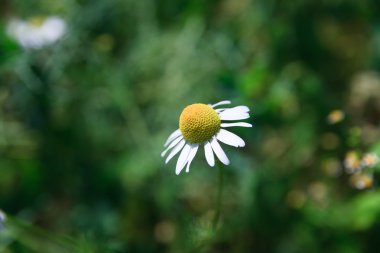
[0,210,5,230]
[162,101,252,175]
[7,16,66,49]
[361,153,379,168]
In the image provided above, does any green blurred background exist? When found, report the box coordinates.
[1,0,380,252]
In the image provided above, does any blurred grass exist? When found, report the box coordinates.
[1,0,380,252]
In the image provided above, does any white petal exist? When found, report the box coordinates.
[217,129,245,147]
[165,139,186,164]
[210,138,230,165]
[215,108,225,113]
[204,142,215,167]
[217,105,249,113]
[211,100,231,108]
[164,129,182,147]
[219,106,249,114]
[176,143,192,175]
[219,111,250,121]
[161,136,183,157]
[185,144,199,173]
[221,122,252,128]
[233,106,250,113]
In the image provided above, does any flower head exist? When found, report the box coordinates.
[162,101,252,175]
[7,16,66,49]
[349,173,373,190]
[361,153,379,168]
[344,151,361,174]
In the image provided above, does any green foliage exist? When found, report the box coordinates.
[1,0,380,252]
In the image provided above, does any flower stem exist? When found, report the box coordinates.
[212,161,224,230]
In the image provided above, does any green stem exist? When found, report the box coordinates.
[212,162,224,230]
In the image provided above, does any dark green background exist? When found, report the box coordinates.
[1,0,380,252]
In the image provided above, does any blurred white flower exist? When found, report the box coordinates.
[7,16,66,49]
[361,153,379,168]
[349,173,373,190]
[162,101,252,175]
[0,209,5,230]
[344,151,361,174]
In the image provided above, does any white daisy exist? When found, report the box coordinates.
[162,101,252,175]
[7,16,66,49]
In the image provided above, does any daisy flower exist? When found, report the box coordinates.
[7,16,66,49]
[162,101,252,175]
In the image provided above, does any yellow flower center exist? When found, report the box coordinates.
[179,103,221,143]
[28,16,45,27]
